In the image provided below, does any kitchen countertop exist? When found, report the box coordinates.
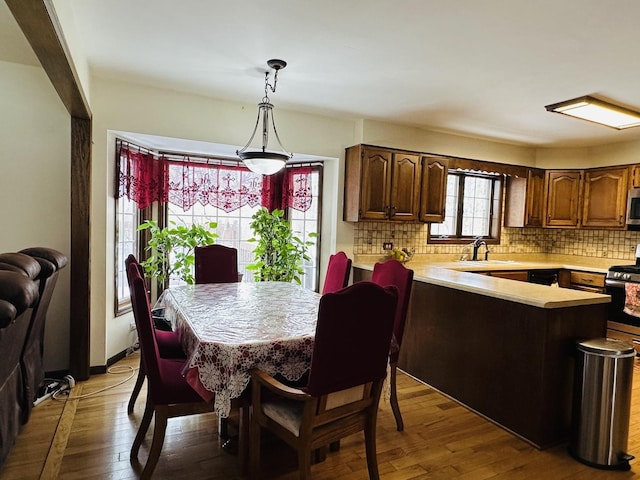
[353,256,612,309]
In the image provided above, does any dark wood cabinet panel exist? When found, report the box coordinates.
[390,152,421,221]
[360,147,393,220]
[505,168,545,227]
[485,270,530,281]
[544,170,582,227]
[344,145,430,222]
[631,164,640,188]
[419,155,448,223]
[581,166,629,228]
[401,280,606,448]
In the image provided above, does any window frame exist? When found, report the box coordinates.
[114,140,324,315]
[284,164,323,291]
[114,198,152,316]
[428,170,503,245]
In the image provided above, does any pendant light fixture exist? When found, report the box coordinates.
[237,59,292,175]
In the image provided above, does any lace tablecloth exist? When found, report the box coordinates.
[158,281,320,417]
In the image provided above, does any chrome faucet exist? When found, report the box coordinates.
[471,237,489,261]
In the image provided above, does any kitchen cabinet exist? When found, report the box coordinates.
[343,145,422,222]
[505,168,545,227]
[484,270,530,282]
[581,166,629,228]
[542,166,628,229]
[557,269,606,294]
[419,155,448,222]
[544,170,582,228]
[631,164,640,188]
[362,266,608,449]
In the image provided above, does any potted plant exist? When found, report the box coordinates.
[246,208,316,284]
[137,219,218,288]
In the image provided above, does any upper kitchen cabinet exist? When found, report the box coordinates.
[344,145,421,222]
[505,168,545,227]
[630,164,640,188]
[544,170,582,228]
[419,155,448,223]
[581,166,629,228]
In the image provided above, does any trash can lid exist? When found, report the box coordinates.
[577,338,636,357]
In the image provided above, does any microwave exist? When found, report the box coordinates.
[627,188,640,225]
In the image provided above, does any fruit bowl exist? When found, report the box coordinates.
[387,247,414,264]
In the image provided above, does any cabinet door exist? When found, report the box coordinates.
[544,170,582,227]
[525,169,545,227]
[360,147,393,220]
[487,270,530,282]
[582,166,629,228]
[505,168,544,227]
[419,155,448,222]
[631,165,640,188]
[389,152,421,221]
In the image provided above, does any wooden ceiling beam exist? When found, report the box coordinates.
[6,0,91,120]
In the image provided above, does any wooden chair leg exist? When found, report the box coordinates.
[141,405,168,480]
[128,356,146,414]
[314,446,328,463]
[390,362,404,431]
[364,417,380,480]
[219,416,229,438]
[130,396,154,462]
[298,446,312,480]
[238,405,249,474]
[249,416,261,479]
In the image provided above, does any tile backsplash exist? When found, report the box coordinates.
[353,222,640,261]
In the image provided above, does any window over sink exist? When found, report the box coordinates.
[428,170,503,245]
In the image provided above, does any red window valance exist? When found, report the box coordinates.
[167,160,263,212]
[116,145,168,209]
[116,141,318,213]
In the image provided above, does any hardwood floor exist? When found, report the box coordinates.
[3,351,640,479]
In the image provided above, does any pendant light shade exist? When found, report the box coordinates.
[237,59,292,175]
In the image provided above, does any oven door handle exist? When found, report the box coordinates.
[605,278,628,288]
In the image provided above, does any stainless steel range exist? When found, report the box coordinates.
[606,248,640,351]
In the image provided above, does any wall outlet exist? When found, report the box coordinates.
[383,242,393,250]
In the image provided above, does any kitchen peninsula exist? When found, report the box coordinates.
[353,258,611,449]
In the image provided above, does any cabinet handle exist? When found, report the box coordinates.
[581,277,593,283]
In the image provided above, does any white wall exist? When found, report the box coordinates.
[359,119,537,166]
[534,141,640,169]
[0,60,71,372]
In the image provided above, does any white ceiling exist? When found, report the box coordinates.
[5,0,640,149]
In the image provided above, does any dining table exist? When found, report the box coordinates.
[157,281,321,418]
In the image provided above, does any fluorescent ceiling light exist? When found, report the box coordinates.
[545,96,640,130]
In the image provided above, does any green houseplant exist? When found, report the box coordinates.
[137,219,218,287]
[246,208,316,284]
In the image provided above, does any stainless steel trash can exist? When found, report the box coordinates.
[569,338,635,470]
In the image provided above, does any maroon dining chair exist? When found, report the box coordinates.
[371,259,414,431]
[194,244,239,284]
[125,255,186,415]
[127,262,223,479]
[250,281,398,479]
[321,251,352,294]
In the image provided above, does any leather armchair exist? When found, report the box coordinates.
[18,247,68,421]
[0,270,39,467]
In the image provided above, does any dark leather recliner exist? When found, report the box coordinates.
[0,270,39,467]
[18,248,68,422]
